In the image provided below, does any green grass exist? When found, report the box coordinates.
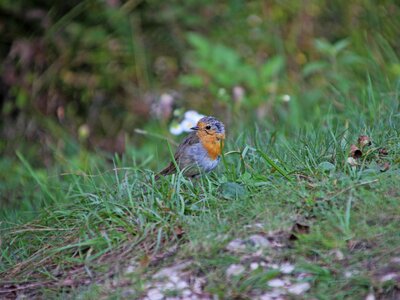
[2,1,400,298]
[1,90,399,299]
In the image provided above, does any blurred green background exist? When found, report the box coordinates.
[1,0,399,209]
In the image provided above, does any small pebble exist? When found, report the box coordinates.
[344,271,354,278]
[287,282,311,295]
[192,277,205,293]
[267,278,285,288]
[147,288,164,300]
[169,274,180,284]
[259,289,284,300]
[271,264,279,269]
[121,289,136,297]
[125,265,136,274]
[280,263,295,274]
[176,280,189,289]
[226,264,245,277]
[365,293,375,300]
[163,282,175,290]
[282,276,292,286]
[380,273,397,282]
[182,289,192,297]
[391,257,400,264]
[250,262,260,270]
[248,234,270,248]
[153,261,192,279]
[333,249,344,260]
[226,239,246,252]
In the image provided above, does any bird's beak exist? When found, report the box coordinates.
[191,126,199,131]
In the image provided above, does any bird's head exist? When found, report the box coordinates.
[191,116,225,138]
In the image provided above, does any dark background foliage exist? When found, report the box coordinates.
[1,0,399,164]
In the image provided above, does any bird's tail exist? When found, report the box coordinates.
[155,163,176,180]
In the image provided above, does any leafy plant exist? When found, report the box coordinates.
[180,33,285,111]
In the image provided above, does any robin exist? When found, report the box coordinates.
[156,116,225,179]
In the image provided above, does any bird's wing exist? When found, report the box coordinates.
[156,132,199,178]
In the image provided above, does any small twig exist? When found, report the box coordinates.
[327,179,379,201]
[0,281,54,294]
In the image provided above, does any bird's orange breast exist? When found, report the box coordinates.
[198,133,225,160]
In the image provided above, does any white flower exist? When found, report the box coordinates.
[218,88,227,96]
[233,86,245,103]
[282,94,291,102]
[170,122,184,135]
[184,110,205,123]
[169,110,205,135]
[180,119,197,132]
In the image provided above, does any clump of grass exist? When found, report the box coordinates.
[1,95,399,298]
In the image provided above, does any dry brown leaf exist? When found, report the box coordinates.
[139,254,150,267]
[357,135,371,148]
[289,222,310,240]
[378,148,389,156]
[350,144,362,159]
[174,226,185,239]
[380,162,390,172]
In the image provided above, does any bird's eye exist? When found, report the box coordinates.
[205,125,211,130]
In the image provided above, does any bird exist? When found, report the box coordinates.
[156,116,225,179]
